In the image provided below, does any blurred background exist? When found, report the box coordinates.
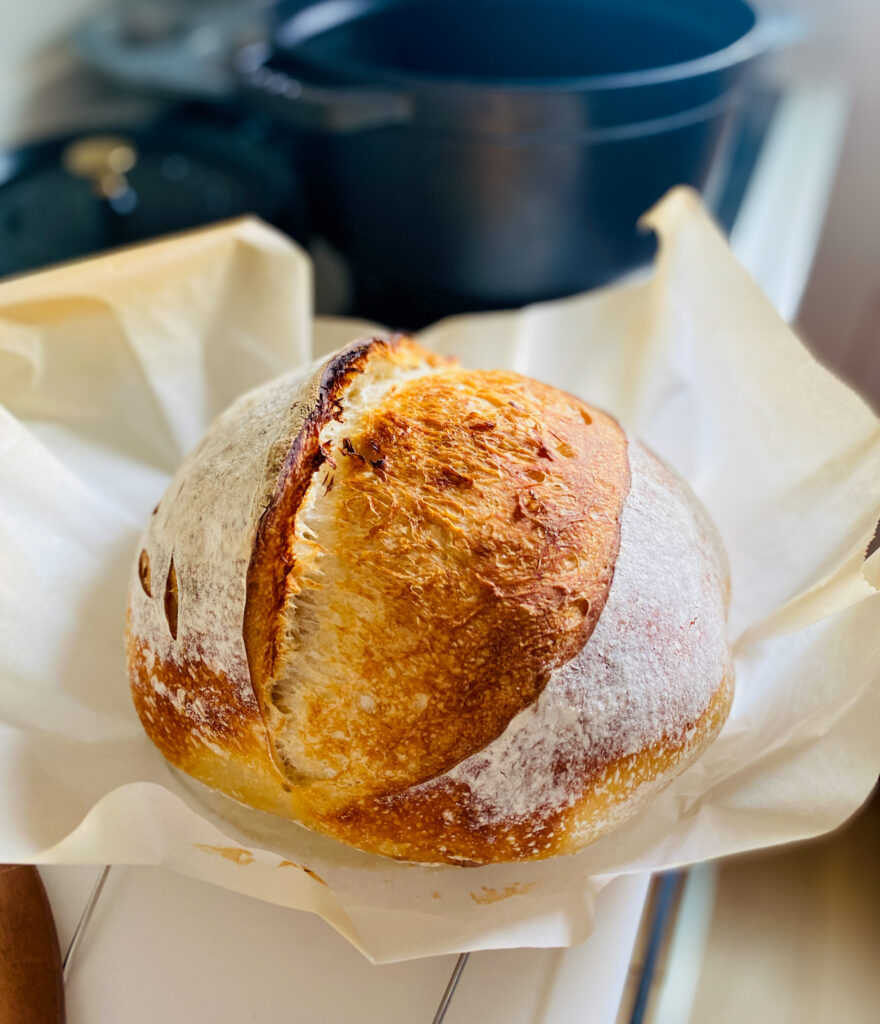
[1,0,877,369]
[0,2,876,1022]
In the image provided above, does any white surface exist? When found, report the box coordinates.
[40,865,649,1024]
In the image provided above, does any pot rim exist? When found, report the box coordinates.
[274,0,778,96]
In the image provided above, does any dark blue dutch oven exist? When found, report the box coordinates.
[238,0,798,324]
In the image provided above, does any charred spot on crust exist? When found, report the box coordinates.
[319,441,337,469]
[341,437,366,462]
[164,557,179,640]
[328,398,345,422]
[138,549,152,597]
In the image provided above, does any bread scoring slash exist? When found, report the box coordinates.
[126,336,733,865]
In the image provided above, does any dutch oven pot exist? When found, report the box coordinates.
[237,0,798,323]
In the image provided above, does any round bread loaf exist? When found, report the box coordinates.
[126,336,733,865]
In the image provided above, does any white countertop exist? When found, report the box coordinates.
[41,865,649,1024]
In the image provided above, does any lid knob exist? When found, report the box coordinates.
[62,135,138,200]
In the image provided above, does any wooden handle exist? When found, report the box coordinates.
[0,866,65,1024]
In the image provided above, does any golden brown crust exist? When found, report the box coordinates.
[268,368,629,798]
[128,625,258,771]
[126,335,734,865]
[314,667,734,863]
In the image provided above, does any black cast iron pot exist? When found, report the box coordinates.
[238,0,797,324]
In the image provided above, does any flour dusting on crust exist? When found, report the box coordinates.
[437,440,731,825]
[126,339,733,865]
[128,363,323,718]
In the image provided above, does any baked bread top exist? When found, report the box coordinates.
[127,336,732,864]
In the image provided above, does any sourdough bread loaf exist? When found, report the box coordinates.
[126,336,733,865]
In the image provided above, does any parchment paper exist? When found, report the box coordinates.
[1,191,878,963]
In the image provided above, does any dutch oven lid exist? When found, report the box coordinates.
[0,110,302,280]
